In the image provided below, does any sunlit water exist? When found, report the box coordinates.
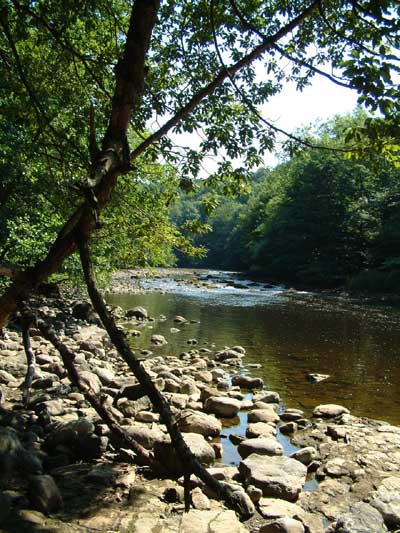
[107,269,400,477]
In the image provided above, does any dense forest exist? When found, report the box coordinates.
[172,113,400,292]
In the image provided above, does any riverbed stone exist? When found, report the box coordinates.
[231,375,264,389]
[204,396,241,418]
[180,509,248,533]
[125,424,166,449]
[290,446,319,466]
[177,409,222,438]
[280,409,304,422]
[246,422,277,438]
[28,475,63,514]
[151,334,168,345]
[126,306,148,320]
[259,517,305,533]
[253,391,281,404]
[248,408,280,424]
[369,476,400,529]
[238,437,283,459]
[313,404,350,418]
[334,501,388,532]
[239,454,307,501]
[154,433,215,475]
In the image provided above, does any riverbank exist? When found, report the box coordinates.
[0,290,399,532]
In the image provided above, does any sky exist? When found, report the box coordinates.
[167,72,360,175]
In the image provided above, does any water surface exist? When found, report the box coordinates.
[107,270,400,426]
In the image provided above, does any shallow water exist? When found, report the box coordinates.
[107,270,400,426]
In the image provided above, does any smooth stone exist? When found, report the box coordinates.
[126,306,148,319]
[280,409,304,422]
[290,446,319,466]
[28,475,63,514]
[259,517,305,533]
[246,422,277,439]
[239,454,307,502]
[151,334,168,345]
[370,476,400,529]
[177,409,222,438]
[180,509,248,533]
[191,487,211,510]
[231,375,264,389]
[248,408,280,424]
[280,422,298,435]
[204,396,241,418]
[313,404,350,418]
[253,391,281,404]
[307,373,330,383]
[238,437,283,459]
[154,433,215,475]
[125,424,165,449]
[334,501,388,532]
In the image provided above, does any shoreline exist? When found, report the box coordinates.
[0,288,399,531]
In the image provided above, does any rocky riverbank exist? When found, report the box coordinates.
[0,293,399,532]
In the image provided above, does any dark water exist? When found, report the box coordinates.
[107,270,400,426]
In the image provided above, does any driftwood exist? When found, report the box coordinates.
[76,232,254,519]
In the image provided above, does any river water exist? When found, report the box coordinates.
[107,269,400,428]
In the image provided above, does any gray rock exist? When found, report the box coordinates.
[290,446,319,466]
[246,422,277,439]
[154,433,215,475]
[151,334,168,345]
[370,476,400,529]
[239,454,307,502]
[259,517,305,533]
[204,396,241,418]
[231,375,264,389]
[126,306,148,320]
[248,408,280,424]
[280,409,304,422]
[238,437,283,459]
[334,502,388,532]
[313,404,350,418]
[180,509,248,532]
[28,475,63,514]
[177,409,222,438]
[125,424,166,449]
[253,391,281,404]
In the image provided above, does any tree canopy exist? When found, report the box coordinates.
[0,0,400,325]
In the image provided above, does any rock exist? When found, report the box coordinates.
[313,404,350,418]
[239,454,307,502]
[280,409,304,422]
[290,447,319,466]
[238,437,283,459]
[248,408,280,424]
[72,301,99,323]
[177,410,222,438]
[280,422,298,434]
[0,427,42,475]
[259,517,305,533]
[45,418,108,459]
[191,487,210,510]
[135,411,159,423]
[231,375,264,389]
[170,328,180,333]
[253,391,281,404]
[369,476,400,529]
[307,373,330,383]
[28,475,63,514]
[180,509,248,533]
[163,486,185,503]
[80,371,102,394]
[125,424,165,449]
[154,433,215,475]
[194,370,213,383]
[247,484,263,503]
[0,370,18,385]
[174,315,187,323]
[334,501,388,532]
[126,306,148,320]
[37,399,65,416]
[232,346,246,354]
[151,334,168,345]
[216,349,244,362]
[204,396,241,418]
[246,422,277,439]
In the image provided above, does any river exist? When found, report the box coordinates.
[107,269,400,428]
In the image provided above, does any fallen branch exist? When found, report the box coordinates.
[76,232,254,519]
[36,318,161,470]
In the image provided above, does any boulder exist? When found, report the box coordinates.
[280,409,304,422]
[125,424,166,449]
[180,509,248,533]
[177,410,222,438]
[204,396,241,418]
[290,446,319,466]
[238,437,283,459]
[248,408,280,424]
[239,454,307,502]
[246,422,277,439]
[126,306,148,320]
[259,517,305,533]
[253,391,281,404]
[231,375,264,389]
[334,501,388,532]
[313,404,350,418]
[154,433,215,475]
[72,301,99,323]
[28,475,63,514]
[370,476,400,529]
[151,334,168,346]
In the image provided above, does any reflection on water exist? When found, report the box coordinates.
[107,271,400,426]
